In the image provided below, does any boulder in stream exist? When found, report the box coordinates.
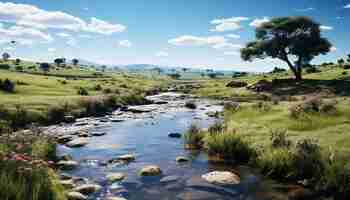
[66,138,89,148]
[73,184,102,195]
[201,171,240,185]
[168,132,182,138]
[57,160,78,170]
[139,165,162,176]
[176,156,189,163]
[67,191,87,200]
[107,172,126,182]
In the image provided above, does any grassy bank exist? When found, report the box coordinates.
[0,127,66,200]
[0,69,169,129]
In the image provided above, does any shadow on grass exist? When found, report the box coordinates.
[265,78,350,96]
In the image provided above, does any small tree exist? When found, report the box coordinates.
[337,59,345,66]
[241,16,331,81]
[2,52,10,61]
[208,73,217,79]
[101,65,107,72]
[1,79,15,93]
[54,58,65,67]
[40,63,50,73]
[14,58,21,65]
[72,58,79,66]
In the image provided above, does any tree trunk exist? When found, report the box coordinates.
[282,58,303,81]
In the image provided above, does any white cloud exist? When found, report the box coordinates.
[320,25,333,31]
[226,34,240,39]
[249,17,270,28]
[48,48,56,52]
[79,34,92,38]
[168,35,226,46]
[56,32,71,37]
[0,25,53,45]
[330,46,337,52]
[344,4,350,8]
[223,51,240,56]
[0,2,126,35]
[66,38,78,47]
[295,7,315,12]
[155,51,169,57]
[210,17,249,32]
[118,40,132,47]
[212,42,243,50]
[0,2,40,23]
[84,17,126,35]
[4,46,15,51]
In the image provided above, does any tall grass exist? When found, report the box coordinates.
[184,124,204,149]
[0,127,66,200]
[204,131,256,163]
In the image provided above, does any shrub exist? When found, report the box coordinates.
[78,97,109,116]
[93,84,102,91]
[46,105,69,124]
[15,65,23,71]
[103,88,112,94]
[293,139,324,180]
[258,148,296,180]
[253,101,272,112]
[343,65,350,70]
[0,64,10,70]
[208,121,226,134]
[223,102,240,112]
[320,158,350,199]
[77,87,89,96]
[184,124,204,149]
[270,129,291,148]
[289,96,337,118]
[0,79,15,93]
[205,131,256,163]
[305,66,320,73]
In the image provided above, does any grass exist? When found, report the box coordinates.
[0,68,169,129]
[0,128,66,200]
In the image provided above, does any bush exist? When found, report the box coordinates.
[184,124,204,149]
[0,64,10,70]
[77,87,89,96]
[270,129,291,148]
[103,88,112,94]
[0,79,15,93]
[46,105,69,124]
[223,102,240,112]
[205,131,256,163]
[253,101,272,112]
[320,158,350,199]
[78,97,109,116]
[343,65,350,70]
[208,121,226,134]
[305,66,320,73]
[93,84,102,91]
[289,96,337,118]
[15,65,23,71]
[258,148,296,180]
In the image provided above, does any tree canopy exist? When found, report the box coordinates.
[241,16,332,80]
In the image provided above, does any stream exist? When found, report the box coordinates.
[46,92,290,200]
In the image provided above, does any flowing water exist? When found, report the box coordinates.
[55,93,289,200]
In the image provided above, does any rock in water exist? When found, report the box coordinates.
[66,191,87,200]
[112,154,135,162]
[73,184,102,194]
[66,138,89,148]
[176,156,189,163]
[168,132,182,138]
[201,171,240,185]
[139,165,162,176]
[57,135,73,144]
[107,172,126,182]
[57,160,78,170]
[105,197,128,200]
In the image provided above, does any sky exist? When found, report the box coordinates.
[0,0,350,72]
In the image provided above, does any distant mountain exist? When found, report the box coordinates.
[72,59,103,67]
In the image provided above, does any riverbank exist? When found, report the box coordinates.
[0,69,169,130]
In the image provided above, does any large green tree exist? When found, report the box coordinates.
[241,16,332,81]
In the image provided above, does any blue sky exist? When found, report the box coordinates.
[0,0,350,71]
